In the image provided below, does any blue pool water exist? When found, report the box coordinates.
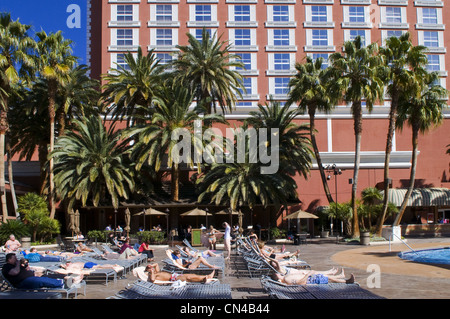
[399,247,450,265]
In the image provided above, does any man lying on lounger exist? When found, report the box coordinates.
[144,263,216,283]
[270,268,355,285]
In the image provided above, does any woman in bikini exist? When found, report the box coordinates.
[207,225,219,250]
[145,263,216,283]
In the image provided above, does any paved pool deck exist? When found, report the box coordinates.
[76,236,450,300]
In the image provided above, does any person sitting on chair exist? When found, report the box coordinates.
[4,235,21,253]
[75,242,94,254]
[144,263,216,284]
[181,246,221,259]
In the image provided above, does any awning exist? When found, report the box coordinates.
[382,188,450,207]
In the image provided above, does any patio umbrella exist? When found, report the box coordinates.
[216,208,239,226]
[180,208,212,228]
[283,209,318,235]
[68,209,76,237]
[134,208,168,232]
[74,209,80,234]
[125,208,131,237]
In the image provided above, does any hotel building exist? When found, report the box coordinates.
[27,0,449,233]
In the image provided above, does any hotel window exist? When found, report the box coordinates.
[425,54,447,77]
[114,53,131,71]
[344,29,371,47]
[149,5,179,27]
[238,77,259,99]
[268,77,290,98]
[192,28,215,41]
[266,29,296,51]
[117,29,133,46]
[305,29,334,51]
[109,5,140,27]
[233,53,258,75]
[381,30,405,45]
[342,6,371,28]
[156,29,173,46]
[156,53,173,65]
[418,31,446,53]
[188,5,218,27]
[149,29,178,51]
[414,0,444,7]
[266,5,295,27]
[304,6,333,27]
[229,29,258,51]
[416,7,444,29]
[227,5,257,27]
[117,5,133,21]
[267,53,295,75]
[310,53,329,69]
[379,7,408,29]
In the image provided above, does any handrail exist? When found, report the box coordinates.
[389,232,418,254]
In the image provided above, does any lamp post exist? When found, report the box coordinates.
[326,164,342,236]
[205,207,209,229]
[114,208,118,235]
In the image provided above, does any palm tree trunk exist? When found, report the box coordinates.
[351,101,362,238]
[309,108,334,204]
[393,126,419,226]
[0,109,8,223]
[6,140,18,218]
[376,92,399,236]
[48,79,57,219]
[171,165,180,201]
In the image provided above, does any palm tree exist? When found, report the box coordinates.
[287,56,339,204]
[197,128,299,222]
[245,99,313,179]
[170,28,245,114]
[57,64,100,136]
[36,30,77,219]
[50,115,135,211]
[329,36,385,237]
[125,82,226,201]
[375,32,428,236]
[361,187,383,230]
[393,71,448,226]
[101,47,163,126]
[0,13,36,222]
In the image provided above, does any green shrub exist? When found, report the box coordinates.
[87,230,109,242]
[269,227,286,239]
[0,219,30,244]
[139,231,165,244]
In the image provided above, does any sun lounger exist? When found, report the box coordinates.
[260,276,385,299]
[113,279,232,299]
[45,263,117,286]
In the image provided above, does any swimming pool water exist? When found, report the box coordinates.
[399,247,450,265]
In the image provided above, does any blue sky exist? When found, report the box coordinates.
[0,0,88,65]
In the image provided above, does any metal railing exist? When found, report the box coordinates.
[388,232,418,254]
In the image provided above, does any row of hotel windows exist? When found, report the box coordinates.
[110,27,446,54]
[110,4,444,28]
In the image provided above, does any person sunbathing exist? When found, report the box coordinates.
[266,255,340,277]
[271,268,355,285]
[59,261,123,275]
[257,241,300,261]
[75,242,94,253]
[181,247,221,259]
[167,249,221,270]
[144,263,216,284]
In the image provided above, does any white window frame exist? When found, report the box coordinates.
[418,31,446,53]
[267,53,296,75]
[268,77,290,100]
[109,4,140,27]
[266,29,297,51]
[379,6,408,29]
[416,7,444,30]
[343,29,371,47]
[238,77,259,100]
[414,0,444,7]
[307,53,331,69]
[148,28,179,51]
[227,5,258,27]
[304,5,334,27]
[110,52,138,73]
[378,0,408,5]
[342,6,372,28]
[340,0,371,4]
[426,54,447,76]
[231,53,259,76]
[380,29,406,45]
[188,4,219,27]
[266,5,296,27]
[109,28,139,51]
[148,4,180,27]
[302,0,334,3]
[229,29,258,51]
[304,29,335,51]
